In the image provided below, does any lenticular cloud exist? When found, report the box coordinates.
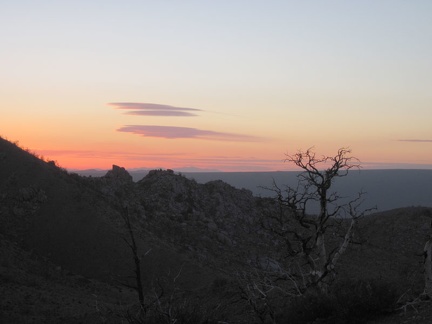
[109,102,201,117]
[117,125,260,141]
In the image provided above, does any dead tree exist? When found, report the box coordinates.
[244,148,374,315]
[120,205,148,308]
[424,223,432,298]
[118,204,193,323]
[275,148,374,291]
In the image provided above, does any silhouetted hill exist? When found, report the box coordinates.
[0,138,219,291]
[2,136,432,323]
[0,137,130,279]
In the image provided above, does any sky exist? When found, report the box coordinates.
[1,1,431,171]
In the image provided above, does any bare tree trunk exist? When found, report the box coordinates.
[328,217,356,271]
[122,206,145,308]
[315,190,329,292]
[424,238,432,298]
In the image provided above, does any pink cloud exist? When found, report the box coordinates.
[117,125,262,141]
[125,110,196,117]
[109,102,201,117]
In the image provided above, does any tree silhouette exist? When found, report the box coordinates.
[120,205,146,308]
[239,148,374,323]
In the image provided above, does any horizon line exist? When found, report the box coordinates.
[69,165,432,173]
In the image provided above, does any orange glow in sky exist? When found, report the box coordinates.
[1,2,431,171]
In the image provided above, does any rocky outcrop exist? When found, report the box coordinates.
[132,169,269,267]
[104,165,133,185]
[87,164,134,198]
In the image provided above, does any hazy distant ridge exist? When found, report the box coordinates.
[74,169,432,212]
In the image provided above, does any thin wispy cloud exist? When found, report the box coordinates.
[35,149,282,171]
[362,161,432,169]
[109,102,202,117]
[35,149,189,161]
[398,139,432,143]
[117,125,262,142]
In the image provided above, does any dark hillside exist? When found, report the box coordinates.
[339,207,432,286]
[0,137,129,279]
[1,136,432,323]
[0,138,214,287]
[0,234,137,323]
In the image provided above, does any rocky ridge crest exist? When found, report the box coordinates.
[87,166,271,268]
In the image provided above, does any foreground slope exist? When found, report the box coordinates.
[1,136,432,323]
[0,138,218,290]
[0,137,132,280]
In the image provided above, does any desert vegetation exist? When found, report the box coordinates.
[1,136,432,323]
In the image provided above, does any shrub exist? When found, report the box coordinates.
[277,279,399,324]
[332,279,399,323]
[277,292,335,324]
[123,298,225,324]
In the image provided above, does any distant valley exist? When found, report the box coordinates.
[76,168,432,213]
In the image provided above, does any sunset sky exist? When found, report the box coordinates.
[1,1,431,171]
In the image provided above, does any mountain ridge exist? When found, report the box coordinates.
[2,136,432,323]
[73,168,432,213]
